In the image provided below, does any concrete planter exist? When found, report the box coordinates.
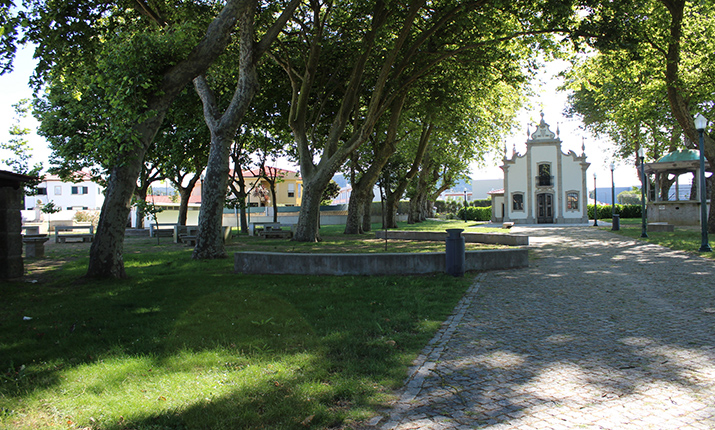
[234,248,528,276]
[374,230,528,246]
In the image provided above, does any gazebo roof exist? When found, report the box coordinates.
[644,149,710,175]
[657,149,700,163]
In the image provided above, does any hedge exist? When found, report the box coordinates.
[456,206,492,221]
[587,204,642,219]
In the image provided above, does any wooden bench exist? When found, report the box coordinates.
[55,225,94,243]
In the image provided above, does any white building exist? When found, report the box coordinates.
[22,172,105,225]
[491,114,590,224]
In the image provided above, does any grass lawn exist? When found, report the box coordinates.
[600,218,715,260]
[1,220,482,429]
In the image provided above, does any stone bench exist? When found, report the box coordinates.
[502,222,515,229]
[57,234,94,243]
[55,225,94,243]
[258,229,293,239]
[23,234,49,258]
[181,235,197,246]
[648,222,675,232]
[248,222,282,236]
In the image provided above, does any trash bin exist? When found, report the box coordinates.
[445,229,465,277]
[611,214,620,231]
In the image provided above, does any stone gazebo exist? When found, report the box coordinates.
[0,170,36,280]
[643,149,711,226]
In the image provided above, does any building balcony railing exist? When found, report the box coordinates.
[536,175,554,187]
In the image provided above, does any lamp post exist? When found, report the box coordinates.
[695,113,712,252]
[593,173,598,226]
[638,148,648,238]
[610,162,619,231]
[463,188,468,223]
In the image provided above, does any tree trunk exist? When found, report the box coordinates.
[709,175,715,234]
[270,184,278,223]
[344,183,371,234]
[293,173,333,242]
[361,191,373,232]
[239,200,249,233]
[193,132,232,259]
[87,152,146,278]
[344,94,405,234]
[134,186,149,229]
[384,189,400,229]
[177,186,193,226]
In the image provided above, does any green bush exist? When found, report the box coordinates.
[587,204,642,219]
[469,199,492,208]
[456,206,492,221]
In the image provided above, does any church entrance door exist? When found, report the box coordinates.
[537,193,553,223]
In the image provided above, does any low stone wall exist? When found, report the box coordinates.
[234,248,528,276]
[374,230,528,246]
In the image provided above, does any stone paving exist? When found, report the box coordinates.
[375,226,715,430]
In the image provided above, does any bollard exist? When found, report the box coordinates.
[611,214,620,231]
[445,228,465,277]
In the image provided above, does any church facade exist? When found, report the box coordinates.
[491,115,590,224]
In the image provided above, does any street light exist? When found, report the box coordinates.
[610,162,619,231]
[593,173,598,226]
[695,113,712,252]
[638,148,648,238]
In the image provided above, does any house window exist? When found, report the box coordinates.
[512,193,524,211]
[288,183,295,198]
[567,191,579,210]
[54,185,62,195]
[537,163,552,186]
[72,186,89,195]
[37,188,47,195]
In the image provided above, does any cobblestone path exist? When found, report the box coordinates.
[377,226,715,430]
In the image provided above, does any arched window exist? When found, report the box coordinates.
[537,163,553,186]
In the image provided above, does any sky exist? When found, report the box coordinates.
[0,45,642,190]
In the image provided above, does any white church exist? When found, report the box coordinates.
[490,114,591,224]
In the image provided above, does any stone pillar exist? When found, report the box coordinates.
[0,184,24,280]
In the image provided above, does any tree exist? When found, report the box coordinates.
[321,180,341,206]
[23,0,249,278]
[40,200,61,233]
[191,0,301,260]
[618,188,642,205]
[574,0,715,231]
[0,99,42,193]
[273,0,575,242]
[154,87,210,226]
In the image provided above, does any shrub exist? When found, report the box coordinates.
[73,210,101,226]
[456,206,492,221]
[587,204,642,219]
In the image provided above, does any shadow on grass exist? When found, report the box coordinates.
[1,249,472,429]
